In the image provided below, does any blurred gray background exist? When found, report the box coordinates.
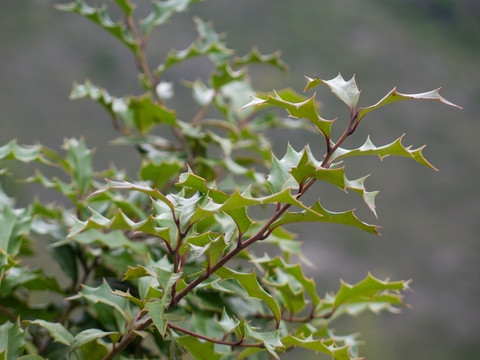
[1,1,479,359]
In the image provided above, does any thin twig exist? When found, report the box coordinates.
[168,323,265,348]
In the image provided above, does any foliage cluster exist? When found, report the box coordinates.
[0,1,460,359]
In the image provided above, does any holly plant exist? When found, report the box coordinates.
[0,1,461,359]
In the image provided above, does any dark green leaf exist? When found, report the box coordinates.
[176,335,223,360]
[129,95,176,134]
[215,267,281,327]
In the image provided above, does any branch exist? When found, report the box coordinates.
[167,323,265,348]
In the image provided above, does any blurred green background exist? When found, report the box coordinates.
[1,1,479,359]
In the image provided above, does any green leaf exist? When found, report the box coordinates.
[331,135,438,170]
[357,87,462,121]
[129,95,177,134]
[332,273,407,309]
[55,1,136,53]
[235,321,283,359]
[0,205,32,261]
[272,200,379,234]
[0,140,49,164]
[113,0,135,15]
[69,279,132,322]
[282,335,355,360]
[70,81,133,129]
[64,137,93,195]
[146,269,182,336]
[211,64,246,89]
[0,321,25,360]
[242,92,333,138]
[67,229,148,254]
[68,328,117,355]
[186,233,227,265]
[254,256,321,308]
[305,73,360,111]
[233,47,288,72]
[176,336,223,360]
[90,180,175,212]
[215,267,281,327]
[23,320,74,346]
[141,0,206,36]
[157,42,232,75]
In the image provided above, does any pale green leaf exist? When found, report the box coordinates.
[242,92,333,137]
[68,328,117,354]
[0,321,25,360]
[55,1,136,53]
[0,140,49,164]
[233,47,288,72]
[272,200,379,234]
[331,135,437,170]
[64,137,93,195]
[23,320,73,346]
[305,74,360,111]
[141,0,206,36]
[358,87,462,121]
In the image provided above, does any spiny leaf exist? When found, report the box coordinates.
[0,205,32,260]
[233,47,288,72]
[91,180,175,212]
[357,87,462,121]
[0,140,49,164]
[65,229,148,254]
[242,92,333,138]
[331,135,437,170]
[67,207,170,241]
[254,256,321,307]
[69,279,132,322]
[0,321,25,360]
[157,42,232,75]
[211,64,246,89]
[113,0,135,15]
[332,273,407,308]
[141,0,207,36]
[70,81,133,129]
[140,158,184,190]
[23,320,74,346]
[64,137,93,195]
[345,176,379,218]
[272,200,379,234]
[215,267,281,327]
[55,1,136,53]
[305,74,360,111]
[186,233,227,265]
[282,335,357,360]
[68,328,117,355]
[146,269,182,336]
[129,95,177,134]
